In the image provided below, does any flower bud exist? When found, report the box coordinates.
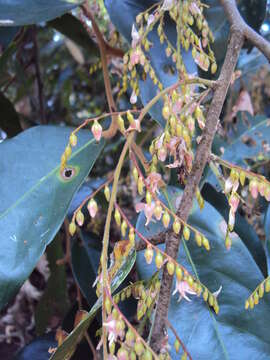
[167,261,175,275]
[245,300,249,310]
[154,201,163,220]
[114,208,121,226]
[158,147,167,162]
[174,339,180,353]
[104,296,111,314]
[87,198,98,218]
[249,179,259,199]
[162,211,170,228]
[195,232,202,247]
[127,110,134,124]
[266,278,270,292]
[117,347,128,360]
[144,246,154,264]
[176,266,183,281]
[253,292,259,305]
[202,236,210,251]
[117,115,125,133]
[132,167,139,182]
[259,283,264,298]
[162,105,170,120]
[76,210,84,226]
[69,133,77,147]
[183,225,190,241]
[69,221,76,236]
[104,185,110,202]
[155,252,163,269]
[134,340,144,356]
[208,294,214,306]
[249,296,254,309]
[225,234,232,250]
[121,220,127,237]
[146,191,152,205]
[211,62,217,74]
[129,228,135,245]
[173,219,181,234]
[203,289,208,302]
[138,177,144,195]
[91,120,102,142]
[143,349,152,360]
[125,329,135,346]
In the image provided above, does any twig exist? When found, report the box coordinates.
[150,26,244,353]
[32,26,46,124]
[220,0,270,62]
[166,320,192,360]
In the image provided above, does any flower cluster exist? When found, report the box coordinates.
[245,277,270,310]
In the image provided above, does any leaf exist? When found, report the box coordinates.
[48,14,99,56]
[202,182,267,276]
[0,0,83,26]
[14,332,57,360]
[35,234,70,336]
[0,91,22,137]
[136,186,270,359]
[0,26,20,48]
[50,247,136,360]
[0,125,104,310]
[105,0,196,128]
[71,233,100,306]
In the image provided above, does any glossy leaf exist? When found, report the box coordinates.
[51,247,136,360]
[48,14,99,56]
[0,125,104,309]
[0,0,83,26]
[35,234,69,336]
[136,186,270,359]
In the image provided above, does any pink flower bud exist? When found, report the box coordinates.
[229,193,239,213]
[158,147,167,162]
[130,90,137,104]
[92,120,102,142]
[87,198,98,218]
[249,179,259,199]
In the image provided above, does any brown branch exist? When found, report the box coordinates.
[220,0,270,62]
[166,320,192,360]
[81,3,118,139]
[150,27,244,353]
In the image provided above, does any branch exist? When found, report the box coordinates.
[150,27,244,353]
[220,0,270,62]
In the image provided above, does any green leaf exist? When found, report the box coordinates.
[136,186,270,359]
[35,234,69,336]
[0,0,83,26]
[71,233,100,306]
[50,248,136,360]
[48,14,99,56]
[0,125,104,310]
[0,91,22,137]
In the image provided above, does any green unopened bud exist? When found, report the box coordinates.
[143,349,152,360]
[155,252,163,269]
[134,340,144,356]
[259,283,264,298]
[175,266,183,281]
[132,167,139,182]
[105,297,112,314]
[154,201,163,220]
[146,191,152,205]
[208,294,214,306]
[183,225,190,241]
[117,347,128,359]
[173,219,181,234]
[114,208,121,226]
[202,236,210,251]
[166,261,175,276]
[162,105,170,120]
[127,110,134,123]
[121,220,127,237]
[211,62,217,74]
[104,185,110,202]
[69,133,77,147]
[249,296,254,309]
[203,289,208,302]
[69,222,76,236]
[174,339,180,353]
[109,341,115,354]
[245,300,249,310]
[225,234,232,250]
[145,246,154,264]
[65,145,72,159]
[138,177,144,195]
[162,211,170,228]
[181,352,187,360]
[76,210,84,226]
[195,232,202,247]
[253,291,259,305]
[125,329,135,345]
[129,228,135,245]
[117,115,125,132]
